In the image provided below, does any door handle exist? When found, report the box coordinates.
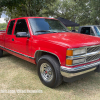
[12,38,14,41]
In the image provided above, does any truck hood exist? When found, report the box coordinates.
[36,32,100,48]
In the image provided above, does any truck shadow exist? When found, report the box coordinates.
[3,51,12,57]
[55,71,100,98]
[3,51,37,75]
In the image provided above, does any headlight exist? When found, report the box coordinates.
[73,48,86,55]
[66,48,86,56]
[66,58,85,65]
[66,48,86,66]
[73,58,85,64]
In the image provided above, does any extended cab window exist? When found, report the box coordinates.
[14,19,28,35]
[7,20,15,35]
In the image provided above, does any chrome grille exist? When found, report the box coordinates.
[87,46,100,53]
[86,54,100,62]
[66,45,100,66]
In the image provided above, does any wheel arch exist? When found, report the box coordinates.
[34,50,61,64]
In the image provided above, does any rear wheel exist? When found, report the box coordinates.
[37,55,62,88]
[0,49,3,57]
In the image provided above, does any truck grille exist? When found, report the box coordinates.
[67,45,100,66]
[87,46,100,53]
[86,45,100,62]
[86,54,100,62]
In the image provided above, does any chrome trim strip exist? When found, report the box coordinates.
[34,50,61,64]
[0,45,34,60]
[67,51,100,59]
[60,61,100,78]
[61,67,96,78]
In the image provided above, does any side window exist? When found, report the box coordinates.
[80,27,90,35]
[7,20,15,35]
[14,19,28,35]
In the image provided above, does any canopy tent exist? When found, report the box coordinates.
[57,17,79,27]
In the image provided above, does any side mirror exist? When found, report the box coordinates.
[16,32,30,38]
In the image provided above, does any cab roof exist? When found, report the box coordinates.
[10,17,57,21]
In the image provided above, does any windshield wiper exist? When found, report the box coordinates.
[35,30,52,33]
[62,29,69,32]
[35,30,57,33]
[35,30,69,34]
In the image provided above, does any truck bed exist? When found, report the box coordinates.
[0,30,6,34]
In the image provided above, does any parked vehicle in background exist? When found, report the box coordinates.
[0,17,100,88]
[78,25,100,36]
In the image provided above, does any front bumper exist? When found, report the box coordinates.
[60,61,100,78]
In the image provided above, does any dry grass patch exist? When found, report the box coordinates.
[0,52,100,100]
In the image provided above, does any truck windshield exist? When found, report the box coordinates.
[29,18,69,35]
[94,26,100,36]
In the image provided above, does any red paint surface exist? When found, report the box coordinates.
[0,17,100,67]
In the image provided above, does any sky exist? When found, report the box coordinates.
[0,13,6,23]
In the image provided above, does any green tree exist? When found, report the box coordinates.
[42,0,100,25]
[0,23,7,30]
[0,0,100,25]
[41,0,82,23]
[0,0,57,19]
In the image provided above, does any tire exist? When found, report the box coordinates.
[94,65,100,72]
[0,49,3,58]
[37,55,62,88]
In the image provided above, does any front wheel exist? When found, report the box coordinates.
[0,49,3,58]
[37,55,62,88]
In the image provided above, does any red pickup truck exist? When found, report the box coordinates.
[0,17,100,88]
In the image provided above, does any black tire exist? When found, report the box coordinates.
[37,55,62,88]
[0,49,3,58]
[94,65,100,72]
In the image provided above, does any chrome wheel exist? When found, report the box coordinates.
[40,63,53,82]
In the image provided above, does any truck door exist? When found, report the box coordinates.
[11,19,32,56]
[5,20,15,49]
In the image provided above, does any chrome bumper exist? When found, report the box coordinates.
[60,61,100,78]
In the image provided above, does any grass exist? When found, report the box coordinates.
[0,52,100,100]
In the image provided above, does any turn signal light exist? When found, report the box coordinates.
[66,50,73,56]
[66,59,72,65]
